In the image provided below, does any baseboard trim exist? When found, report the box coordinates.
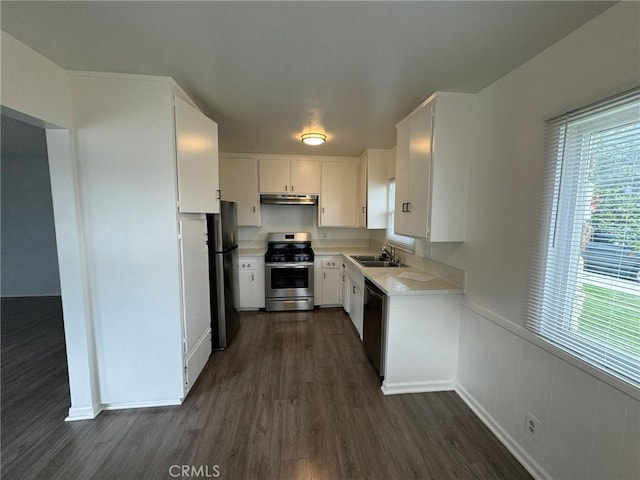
[455,383,550,480]
[1,293,61,298]
[100,398,183,412]
[65,405,98,422]
[381,379,455,395]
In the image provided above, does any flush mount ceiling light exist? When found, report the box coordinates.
[301,132,326,146]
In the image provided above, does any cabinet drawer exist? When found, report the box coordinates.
[239,260,257,270]
[321,258,341,268]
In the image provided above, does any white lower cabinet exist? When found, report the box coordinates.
[314,256,342,306]
[321,257,342,306]
[344,261,364,339]
[238,257,265,310]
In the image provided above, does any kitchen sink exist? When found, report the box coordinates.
[351,255,405,268]
[351,255,387,262]
[360,260,404,268]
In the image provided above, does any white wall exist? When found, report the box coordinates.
[0,31,99,420]
[0,31,72,129]
[1,116,61,297]
[456,3,640,479]
[238,203,370,247]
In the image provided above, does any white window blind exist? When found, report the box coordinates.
[386,180,415,252]
[528,88,640,388]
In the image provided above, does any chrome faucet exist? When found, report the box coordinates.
[380,244,397,263]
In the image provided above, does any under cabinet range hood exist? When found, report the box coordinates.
[260,194,318,205]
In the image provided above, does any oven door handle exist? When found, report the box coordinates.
[266,262,314,268]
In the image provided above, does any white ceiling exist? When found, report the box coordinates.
[1,1,615,156]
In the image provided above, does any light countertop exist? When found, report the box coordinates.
[237,246,463,296]
[341,254,463,296]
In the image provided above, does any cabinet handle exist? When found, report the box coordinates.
[284,185,288,192]
[406,202,411,213]
[216,189,221,200]
[322,207,325,213]
[291,185,294,192]
[323,272,326,279]
[401,202,406,212]
[252,206,256,213]
[362,206,365,213]
[251,274,254,282]
[353,285,356,294]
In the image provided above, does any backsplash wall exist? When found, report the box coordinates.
[238,204,371,248]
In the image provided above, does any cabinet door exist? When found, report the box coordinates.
[342,265,350,312]
[358,153,368,227]
[320,161,358,227]
[350,282,363,340]
[322,268,342,305]
[174,96,220,213]
[314,257,323,306]
[394,121,410,236]
[238,269,257,308]
[254,260,266,309]
[291,159,321,194]
[179,220,212,391]
[405,102,433,238]
[259,158,291,193]
[219,156,261,226]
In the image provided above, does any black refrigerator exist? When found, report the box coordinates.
[206,200,240,350]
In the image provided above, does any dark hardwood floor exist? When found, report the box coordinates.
[1,298,531,480]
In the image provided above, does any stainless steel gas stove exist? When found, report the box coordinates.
[264,232,314,311]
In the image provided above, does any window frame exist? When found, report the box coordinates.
[385,179,415,253]
[529,88,640,390]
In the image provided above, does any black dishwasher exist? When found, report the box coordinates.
[363,278,386,381]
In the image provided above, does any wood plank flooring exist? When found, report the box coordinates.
[1,298,532,479]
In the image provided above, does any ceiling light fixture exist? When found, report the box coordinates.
[301,132,326,146]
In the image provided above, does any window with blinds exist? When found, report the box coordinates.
[386,180,415,253]
[528,88,640,388]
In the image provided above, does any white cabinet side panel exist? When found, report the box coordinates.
[385,295,460,387]
[69,75,184,403]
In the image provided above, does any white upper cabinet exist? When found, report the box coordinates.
[394,123,410,236]
[219,155,261,226]
[358,149,388,229]
[319,160,358,227]
[394,92,474,241]
[259,158,320,194]
[174,95,220,214]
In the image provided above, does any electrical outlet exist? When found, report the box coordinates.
[525,412,541,441]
